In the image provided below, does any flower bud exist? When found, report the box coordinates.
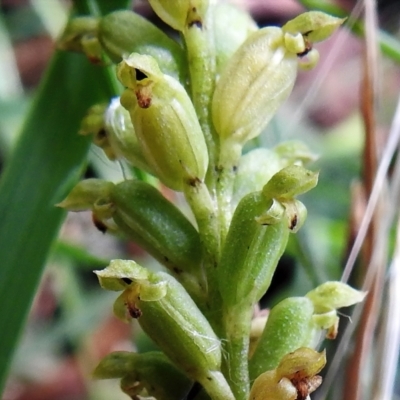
[306,281,366,313]
[135,272,222,382]
[80,103,118,161]
[262,165,319,201]
[306,281,366,339]
[96,261,222,384]
[233,148,283,209]
[218,191,290,308]
[80,99,154,174]
[249,348,325,400]
[258,165,317,232]
[249,297,315,380]
[248,371,297,400]
[109,180,205,298]
[148,0,209,32]
[99,10,187,80]
[94,351,192,400]
[209,3,257,74]
[118,53,209,191]
[58,16,99,55]
[104,97,155,174]
[273,141,318,166]
[58,11,186,80]
[56,178,114,212]
[212,27,298,146]
[282,11,346,43]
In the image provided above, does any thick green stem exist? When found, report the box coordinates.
[222,306,253,400]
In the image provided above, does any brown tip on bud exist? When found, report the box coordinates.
[92,213,108,233]
[135,86,153,108]
[126,301,142,319]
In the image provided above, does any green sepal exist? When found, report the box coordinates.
[93,351,135,379]
[255,198,307,233]
[255,199,285,226]
[306,281,366,314]
[276,347,326,380]
[249,348,325,400]
[249,297,315,380]
[94,259,149,291]
[312,310,339,330]
[80,102,119,161]
[56,179,114,211]
[283,32,307,54]
[262,165,319,201]
[58,16,100,55]
[94,351,192,400]
[248,371,297,400]
[282,11,346,43]
[117,53,163,88]
[218,191,290,308]
[118,54,209,191]
[273,141,318,165]
[148,0,209,32]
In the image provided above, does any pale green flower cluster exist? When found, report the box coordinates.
[58,3,359,400]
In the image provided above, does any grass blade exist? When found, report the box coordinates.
[0,0,132,392]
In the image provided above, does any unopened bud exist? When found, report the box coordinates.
[148,0,209,31]
[59,11,186,80]
[212,27,297,146]
[96,260,222,383]
[249,348,325,400]
[209,3,257,74]
[99,10,186,80]
[109,179,205,299]
[262,165,319,201]
[282,11,346,43]
[249,297,315,380]
[94,351,192,400]
[104,98,155,174]
[58,16,99,54]
[218,191,290,308]
[233,148,283,208]
[118,53,209,191]
[56,179,114,212]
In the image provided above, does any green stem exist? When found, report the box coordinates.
[222,306,252,400]
[183,17,219,172]
[183,180,222,320]
[198,371,235,400]
[298,0,400,63]
[216,140,242,245]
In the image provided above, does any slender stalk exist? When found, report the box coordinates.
[183,15,219,173]
[198,371,235,400]
[216,139,242,245]
[183,180,223,331]
[222,306,253,400]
